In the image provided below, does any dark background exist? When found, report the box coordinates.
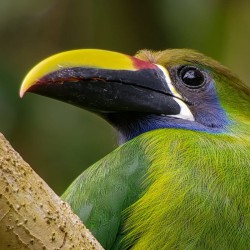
[1,0,249,194]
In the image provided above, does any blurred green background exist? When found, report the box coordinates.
[1,0,250,195]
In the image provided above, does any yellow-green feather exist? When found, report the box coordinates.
[123,129,250,249]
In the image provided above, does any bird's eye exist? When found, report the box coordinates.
[178,66,206,88]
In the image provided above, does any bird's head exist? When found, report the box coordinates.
[20,49,250,143]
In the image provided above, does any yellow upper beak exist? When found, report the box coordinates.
[20,49,154,97]
[19,48,193,123]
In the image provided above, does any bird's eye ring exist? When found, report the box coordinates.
[178,66,206,89]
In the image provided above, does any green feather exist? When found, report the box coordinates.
[61,138,151,249]
[123,129,250,249]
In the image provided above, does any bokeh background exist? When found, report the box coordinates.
[1,0,250,195]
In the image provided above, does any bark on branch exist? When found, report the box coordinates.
[0,133,104,250]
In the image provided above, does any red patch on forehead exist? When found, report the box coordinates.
[130,56,157,70]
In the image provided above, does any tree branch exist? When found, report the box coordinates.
[0,133,104,250]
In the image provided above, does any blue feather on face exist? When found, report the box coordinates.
[183,79,230,130]
[105,67,231,144]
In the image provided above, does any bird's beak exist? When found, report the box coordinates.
[20,49,191,118]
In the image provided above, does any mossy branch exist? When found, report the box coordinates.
[0,133,104,250]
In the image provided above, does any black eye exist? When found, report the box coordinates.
[178,66,206,88]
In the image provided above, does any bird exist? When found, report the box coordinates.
[20,49,250,249]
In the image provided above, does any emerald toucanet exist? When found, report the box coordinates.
[20,49,250,249]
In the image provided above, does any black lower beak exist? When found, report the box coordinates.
[29,66,181,116]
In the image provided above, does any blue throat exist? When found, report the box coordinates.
[105,110,230,144]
